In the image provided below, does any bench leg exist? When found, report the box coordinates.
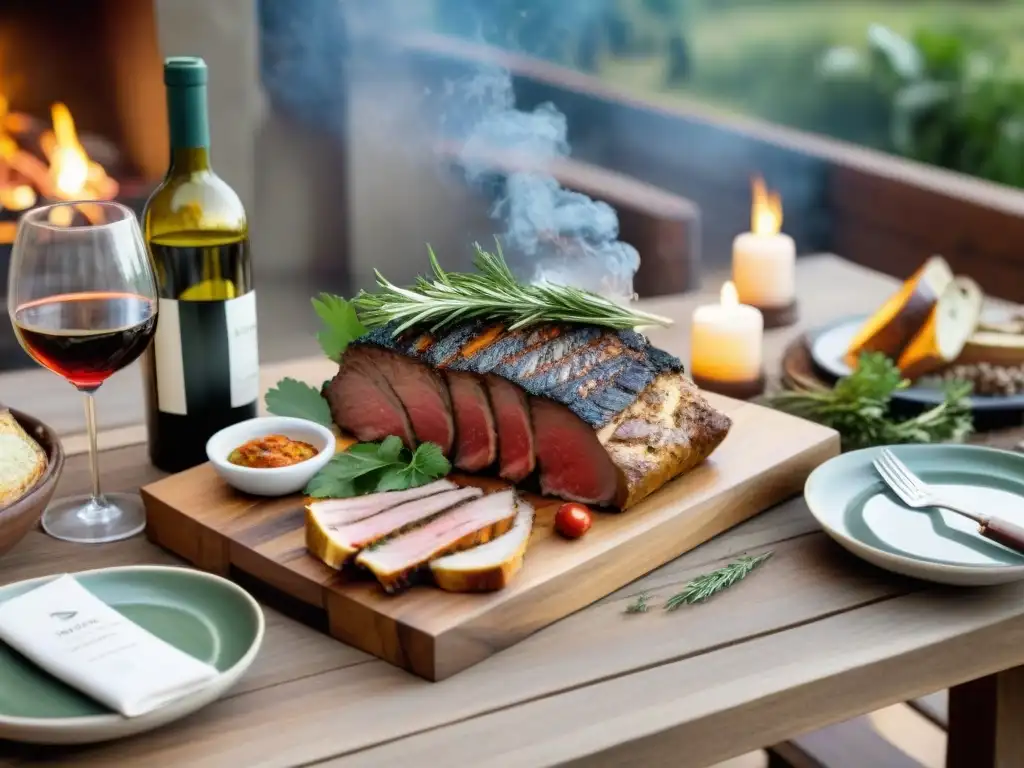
[947,665,1024,768]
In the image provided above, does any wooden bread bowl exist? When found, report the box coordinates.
[0,407,64,557]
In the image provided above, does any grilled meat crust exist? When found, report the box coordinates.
[330,321,732,510]
[361,321,683,429]
[597,373,732,509]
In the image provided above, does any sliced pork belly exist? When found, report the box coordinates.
[359,346,455,454]
[431,500,534,592]
[306,486,482,569]
[446,371,497,471]
[485,375,535,482]
[322,346,415,448]
[357,490,518,592]
[530,396,619,505]
[305,479,457,529]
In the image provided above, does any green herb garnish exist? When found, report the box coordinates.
[311,292,366,362]
[624,591,651,614]
[353,243,672,335]
[264,378,333,427]
[304,436,451,498]
[763,352,973,452]
[663,552,773,610]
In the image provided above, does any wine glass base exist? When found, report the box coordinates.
[41,492,147,545]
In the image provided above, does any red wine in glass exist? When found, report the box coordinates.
[14,292,157,391]
[7,200,160,545]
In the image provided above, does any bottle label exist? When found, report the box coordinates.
[152,291,260,416]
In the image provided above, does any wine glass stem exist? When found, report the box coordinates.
[83,392,106,506]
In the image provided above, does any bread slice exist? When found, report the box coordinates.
[845,256,953,367]
[0,410,48,508]
[956,331,1024,367]
[898,277,983,379]
[430,500,535,592]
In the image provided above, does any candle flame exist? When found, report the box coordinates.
[721,280,739,307]
[751,175,783,236]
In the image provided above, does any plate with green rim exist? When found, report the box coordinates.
[0,565,263,745]
[805,444,1024,586]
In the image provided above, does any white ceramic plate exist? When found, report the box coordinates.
[809,315,1024,411]
[804,444,1024,586]
[0,565,264,745]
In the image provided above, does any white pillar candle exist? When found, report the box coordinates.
[732,176,796,308]
[732,231,796,308]
[690,281,764,384]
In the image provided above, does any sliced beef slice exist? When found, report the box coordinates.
[530,396,620,505]
[354,344,454,454]
[323,347,415,447]
[484,375,535,482]
[446,371,497,472]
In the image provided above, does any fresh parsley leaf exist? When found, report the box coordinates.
[302,439,451,498]
[265,378,333,427]
[377,435,405,463]
[408,442,451,478]
[318,450,400,482]
[305,473,354,498]
[375,470,416,492]
[312,293,367,362]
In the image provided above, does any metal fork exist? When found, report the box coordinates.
[873,448,1024,554]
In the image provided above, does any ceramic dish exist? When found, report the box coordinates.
[805,444,1024,586]
[206,416,335,496]
[809,315,1024,411]
[0,407,65,558]
[0,565,263,745]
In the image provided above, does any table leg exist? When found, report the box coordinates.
[947,665,1024,768]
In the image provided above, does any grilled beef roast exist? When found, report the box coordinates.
[446,371,497,471]
[485,374,535,482]
[324,321,731,509]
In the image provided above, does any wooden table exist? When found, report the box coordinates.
[1,255,1023,768]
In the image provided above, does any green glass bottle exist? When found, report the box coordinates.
[142,56,259,473]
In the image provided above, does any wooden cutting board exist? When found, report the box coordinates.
[141,393,838,681]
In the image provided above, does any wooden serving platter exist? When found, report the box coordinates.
[141,393,838,681]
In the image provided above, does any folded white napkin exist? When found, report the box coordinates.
[0,574,219,717]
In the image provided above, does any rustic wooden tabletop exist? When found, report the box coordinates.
[1,255,1022,767]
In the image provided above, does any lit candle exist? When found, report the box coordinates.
[732,176,796,326]
[690,281,764,398]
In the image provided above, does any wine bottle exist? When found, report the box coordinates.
[142,56,259,473]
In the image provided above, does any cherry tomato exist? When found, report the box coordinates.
[555,502,593,539]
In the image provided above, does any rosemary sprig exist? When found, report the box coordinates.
[663,552,773,611]
[353,242,673,335]
[625,591,651,614]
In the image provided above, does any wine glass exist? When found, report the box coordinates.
[8,201,159,544]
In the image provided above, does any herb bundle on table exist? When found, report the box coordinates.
[763,352,973,452]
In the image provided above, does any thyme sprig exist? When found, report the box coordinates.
[353,243,672,335]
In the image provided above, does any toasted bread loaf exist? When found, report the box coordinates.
[0,410,47,508]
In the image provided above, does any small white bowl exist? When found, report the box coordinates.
[205,417,336,497]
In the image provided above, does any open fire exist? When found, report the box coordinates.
[0,95,119,241]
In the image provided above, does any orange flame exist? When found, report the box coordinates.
[0,96,120,238]
[49,102,90,197]
[751,175,783,236]
[720,280,739,307]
